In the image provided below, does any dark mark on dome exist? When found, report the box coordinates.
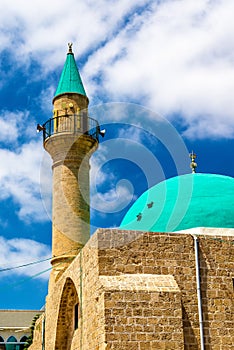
[136,213,142,221]
[147,202,154,208]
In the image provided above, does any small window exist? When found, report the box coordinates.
[0,345,5,350]
[20,336,27,343]
[74,303,79,330]
[7,336,17,342]
[20,336,28,350]
[6,336,18,350]
[0,336,5,350]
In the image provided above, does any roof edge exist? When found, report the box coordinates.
[52,92,89,104]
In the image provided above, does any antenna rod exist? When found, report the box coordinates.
[189,151,197,173]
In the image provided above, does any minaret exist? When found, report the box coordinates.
[40,44,99,278]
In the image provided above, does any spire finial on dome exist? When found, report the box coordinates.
[68,42,73,53]
[189,151,197,173]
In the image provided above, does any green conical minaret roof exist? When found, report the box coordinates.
[54,43,86,98]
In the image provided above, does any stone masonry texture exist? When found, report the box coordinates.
[30,228,234,350]
[44,91,98,279]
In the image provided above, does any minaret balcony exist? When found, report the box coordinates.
[42,113,100,142]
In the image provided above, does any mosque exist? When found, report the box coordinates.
[10,44,234,349]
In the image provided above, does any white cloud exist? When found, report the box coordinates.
[83,0,234,138]
[92,182,135,214]
[0,109,50,223]
[38,86,56,116]
[0,0,149,70]
[90,144,111,187]
[0,137,48,223]
[117,126,143,144]
[0,0,233,139]
[0,111,27,143]
[2,0,232,225]
[0,236,51,280]
[90,143,135,214]
[0,110,39,144]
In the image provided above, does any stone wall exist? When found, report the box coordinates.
[40,237,106,350]
[100,274,183,349]
[94,229,233,349]
[30,228,234,350]
[29,314,45,350]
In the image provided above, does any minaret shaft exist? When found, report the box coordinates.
[45,132,97,272]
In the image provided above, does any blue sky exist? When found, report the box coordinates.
[0,0,234,310]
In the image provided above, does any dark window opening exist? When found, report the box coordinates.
[74,303,79,330]
[0,336,5,350]
[19,337,27,343]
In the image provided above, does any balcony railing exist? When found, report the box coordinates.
[42,113,100,142]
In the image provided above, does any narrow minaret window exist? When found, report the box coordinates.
[74,303,79,330]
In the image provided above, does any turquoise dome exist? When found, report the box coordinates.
[120,173,234,232]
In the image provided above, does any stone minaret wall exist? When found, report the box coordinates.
[44,93,98,280]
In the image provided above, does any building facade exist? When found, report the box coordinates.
[30,228,233,350]
[29,45,234,349]
[0,310,43,350]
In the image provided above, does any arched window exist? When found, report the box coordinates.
[0,336,6,350]
[55,277,79,349]
[20,336,27,343]
[19,337,28,350]
[7,337,17,342]
[0,335,27,350]
[6,336,18,350]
